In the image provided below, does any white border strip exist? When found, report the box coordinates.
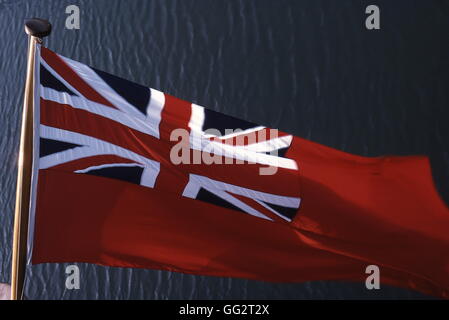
[27,43,41,264]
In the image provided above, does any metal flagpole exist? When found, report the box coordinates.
[11,18,51,300]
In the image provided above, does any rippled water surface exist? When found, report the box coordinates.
[0,0,448,299]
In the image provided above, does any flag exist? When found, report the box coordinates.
[28,45,449,298]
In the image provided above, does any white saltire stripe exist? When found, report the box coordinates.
[187,174,301,208]
[41,86,160,138]
[40,125,160,188]
[60,55,144,118]
[42,58,165,138]
[41,58,85,99]
[182,174,301,220]
[254,198,297,222]
[182,176,272,221]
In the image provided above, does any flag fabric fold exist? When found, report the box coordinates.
[29,45,449,298]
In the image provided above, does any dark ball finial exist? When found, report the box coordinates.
[24,18,52,38]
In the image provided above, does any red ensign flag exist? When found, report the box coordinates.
[29,46,449,298]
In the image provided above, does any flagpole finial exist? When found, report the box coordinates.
[24,18,52,38]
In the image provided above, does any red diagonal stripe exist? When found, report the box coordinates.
[41,47,117,109]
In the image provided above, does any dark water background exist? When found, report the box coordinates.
[0,0,448,299]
